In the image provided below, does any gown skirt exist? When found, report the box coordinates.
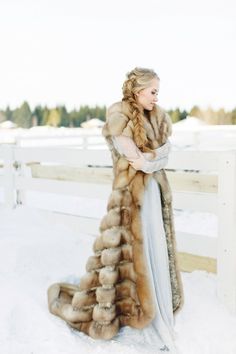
[109,176,179,353]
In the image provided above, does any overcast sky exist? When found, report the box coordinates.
[0,0,235,111]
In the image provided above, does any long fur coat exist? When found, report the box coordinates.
[47,100,184,340]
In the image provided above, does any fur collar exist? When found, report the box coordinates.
[103,100,172,149]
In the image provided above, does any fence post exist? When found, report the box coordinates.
[15,160,32,205]
[83,136,88,149]
[2,144,16,208]
[217,151,236,313]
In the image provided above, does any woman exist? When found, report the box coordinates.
[47,67,184,352]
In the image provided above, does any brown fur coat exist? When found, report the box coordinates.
[47,100,184,340]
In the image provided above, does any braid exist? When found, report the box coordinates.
[122,67,159,155]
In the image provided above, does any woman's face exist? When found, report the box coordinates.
[136,77,159,111]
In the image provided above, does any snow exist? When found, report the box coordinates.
[173,116,207,129]
[1,125,236,150]
[0,120,18,129]
[0,126,236,353]
[81,118,105,128]
[0,187,218,238]
[0,203,236,354]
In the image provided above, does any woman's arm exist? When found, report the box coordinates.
[112,135,171,173]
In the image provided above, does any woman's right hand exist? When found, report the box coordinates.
[142,151,156,160]
[127,150,147,170]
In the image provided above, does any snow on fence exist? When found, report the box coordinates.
[172,124,236,150]
[0,144,236,314]
[15,132,105,148]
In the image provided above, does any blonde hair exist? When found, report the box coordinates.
[122,67,159,154]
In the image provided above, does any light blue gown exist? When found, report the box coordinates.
[109,137,179,353]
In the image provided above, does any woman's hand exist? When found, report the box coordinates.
[127,150,146,170]
[142,151,156,160]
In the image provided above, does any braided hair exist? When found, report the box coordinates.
[122,67,160,154]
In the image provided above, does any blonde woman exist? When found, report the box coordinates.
[47,67,184,353]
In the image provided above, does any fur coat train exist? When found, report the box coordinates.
[47,100,184,340]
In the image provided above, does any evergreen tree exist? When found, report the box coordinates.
[68,109,80,127]
[47,108,61,127]
[42,107,50,126]
[58,105,69,127]
[33,105,45,126]
[5,102,236,128]
[5,106,12,121]
[231,108,236,125]
[189,105,202,118]
[180,110,188,120]
[217,108,229,124]
[12,101,32,128]
[0,111,6,123]
[168,108,181,123]
[204,106,216,124]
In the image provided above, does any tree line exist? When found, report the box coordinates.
[0,101,235,128]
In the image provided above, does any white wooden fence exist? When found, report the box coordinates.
[0,144,236,314]
[15,133,105,148]
[1,124,236,150]
[0,123,236,150]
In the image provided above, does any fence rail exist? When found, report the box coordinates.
[0,144,236,314]
[1,124,236,150]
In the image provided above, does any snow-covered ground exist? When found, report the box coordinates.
[0,202,236,354]
[0,125,236,353]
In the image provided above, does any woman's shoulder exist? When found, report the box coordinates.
[107,100,123,113]
[106,100,129,125]
[106,100,131,116]
[103,100,133,137]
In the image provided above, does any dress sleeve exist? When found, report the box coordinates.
[112,135,171,173]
